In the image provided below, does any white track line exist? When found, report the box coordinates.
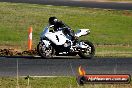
[20,76,71,78]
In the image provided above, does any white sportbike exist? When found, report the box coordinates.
[37,25,95,59]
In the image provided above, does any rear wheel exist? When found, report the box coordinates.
[78,40,95,59]
[37,42,54,58]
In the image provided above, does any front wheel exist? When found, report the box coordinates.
[37,42,54,58]
[78,40,95,59]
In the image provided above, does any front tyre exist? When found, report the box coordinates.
[78,40,95,59]
[37,42,54,58]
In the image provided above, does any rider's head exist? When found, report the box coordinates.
[48,17,58,25]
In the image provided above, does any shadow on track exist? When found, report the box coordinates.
[1,56,131,60]
[0,55,81,59]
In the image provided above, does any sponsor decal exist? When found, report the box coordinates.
[77,66,131,85]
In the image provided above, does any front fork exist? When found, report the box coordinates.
[40,40,51,48]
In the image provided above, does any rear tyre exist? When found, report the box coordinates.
[78,40,95,59]
[37,42,54,58]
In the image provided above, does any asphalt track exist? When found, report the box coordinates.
[0,0,132,10]
[0,56,132,76]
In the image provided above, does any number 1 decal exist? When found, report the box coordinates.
[55,35,59,42]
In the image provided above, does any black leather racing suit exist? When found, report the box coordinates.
[52,21,75,41]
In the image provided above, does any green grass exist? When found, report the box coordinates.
[0,77,132,88]
[96,45,132,57]
[0,2,132,57]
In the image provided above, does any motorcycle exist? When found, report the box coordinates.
[37,25,95,59]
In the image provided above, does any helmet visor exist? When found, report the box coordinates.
[54,19,58,22]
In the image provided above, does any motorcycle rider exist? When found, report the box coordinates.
[48,17,76,41]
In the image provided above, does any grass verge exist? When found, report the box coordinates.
[0,77,132,88]
[96,45,132,57]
